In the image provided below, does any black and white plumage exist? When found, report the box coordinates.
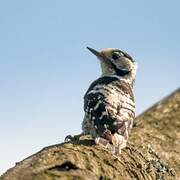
[82,47,137,154]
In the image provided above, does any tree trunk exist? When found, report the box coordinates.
[1,89,179,180]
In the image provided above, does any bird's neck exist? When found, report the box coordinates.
[100,61,137,87]
[122,72,135,87]
[101,73,134,87]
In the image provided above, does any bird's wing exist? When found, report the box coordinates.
[84,77,135,140]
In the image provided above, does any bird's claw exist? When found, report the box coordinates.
[64,135,73,142]
[64,134,82,142]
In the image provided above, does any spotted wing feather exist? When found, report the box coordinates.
[82,76,135,145]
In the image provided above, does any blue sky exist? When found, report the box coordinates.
[0,0,180,174]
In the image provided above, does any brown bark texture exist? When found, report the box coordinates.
[1,88,180,180]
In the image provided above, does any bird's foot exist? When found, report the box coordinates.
[64,133,83,143]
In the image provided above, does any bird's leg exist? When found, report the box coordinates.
[64,133,83,142]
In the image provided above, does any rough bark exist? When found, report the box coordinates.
[1,88,179,180]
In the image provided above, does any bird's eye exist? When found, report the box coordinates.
[112,52,124,60]
[112,52,120,60]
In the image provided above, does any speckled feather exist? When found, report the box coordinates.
[82,76,135,152]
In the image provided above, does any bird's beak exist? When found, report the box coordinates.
[86,47,102,58]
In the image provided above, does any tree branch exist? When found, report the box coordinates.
[1,89,179,180]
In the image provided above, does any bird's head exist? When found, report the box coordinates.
[87,47,137,85]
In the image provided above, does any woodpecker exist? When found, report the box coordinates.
[66,47,137,155]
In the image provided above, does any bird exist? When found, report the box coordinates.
[65,47,137,155]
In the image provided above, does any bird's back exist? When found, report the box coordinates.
[82,76,135,141]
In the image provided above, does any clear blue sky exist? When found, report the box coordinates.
[0,0,180,174]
